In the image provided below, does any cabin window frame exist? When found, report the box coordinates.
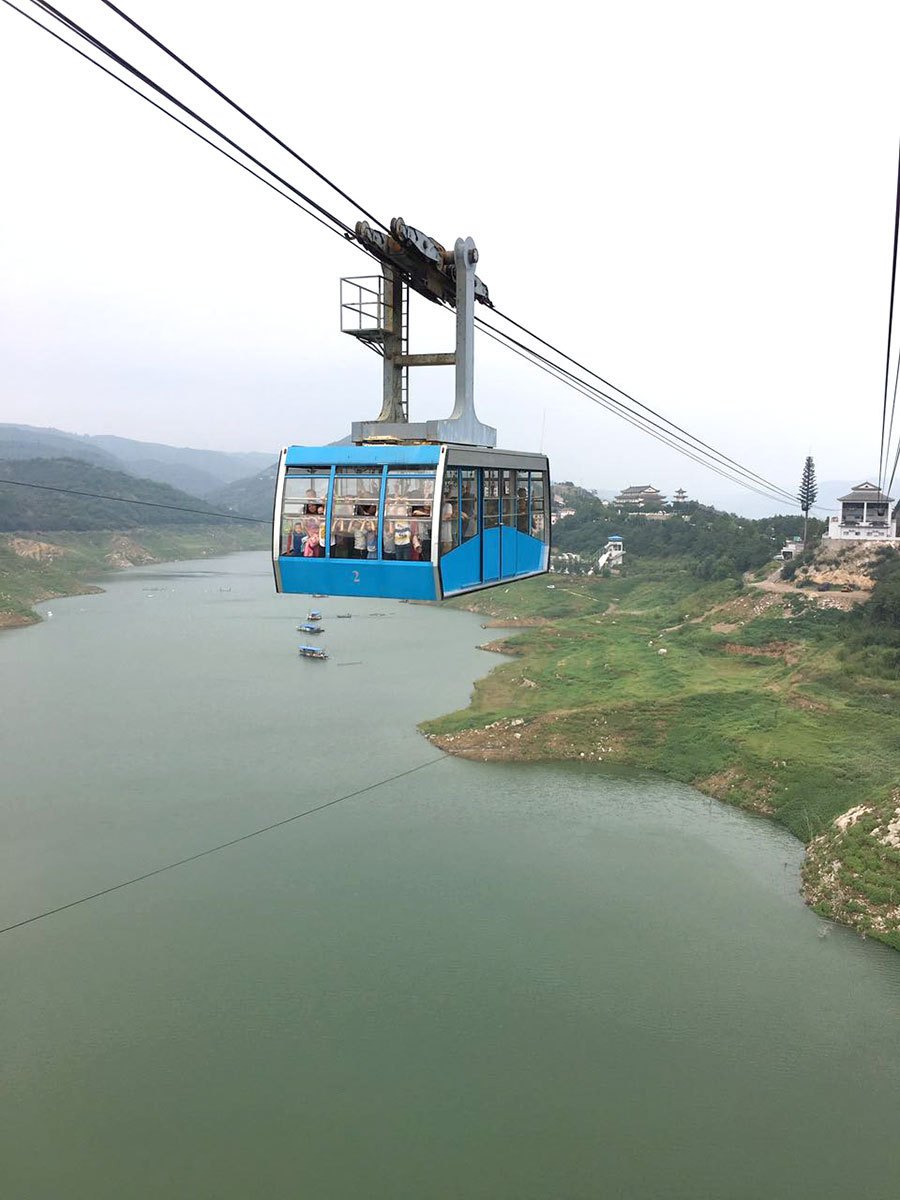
[281,467,331,557]
[384,467,436,562]
[330,465,383,559]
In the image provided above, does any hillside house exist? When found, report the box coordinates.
[778,537,804,561]
[614,484,666,507]
[822,482,899,544]
[551,506,575,525]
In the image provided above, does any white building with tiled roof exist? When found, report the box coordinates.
[823,482,899,543]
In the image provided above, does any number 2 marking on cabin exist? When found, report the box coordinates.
[352,570,360,584]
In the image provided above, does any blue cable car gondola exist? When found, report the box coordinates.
[273,218,551,602]
[274,443,550,601]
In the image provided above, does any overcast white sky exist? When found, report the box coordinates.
[3,0,900,513]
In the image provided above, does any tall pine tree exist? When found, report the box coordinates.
[798,456,818,545]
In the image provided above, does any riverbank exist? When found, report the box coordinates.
[0,525,267,626]
[421,567,900,950]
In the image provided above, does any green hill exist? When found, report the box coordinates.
[553,499,824,579]
[207,462,278,522]
[0,458,250,531]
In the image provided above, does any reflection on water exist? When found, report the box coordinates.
[1,552,899,1200]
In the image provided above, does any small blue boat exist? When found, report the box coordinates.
[307,610,323,621]
[297,622,324,634]
[298,644,328,660]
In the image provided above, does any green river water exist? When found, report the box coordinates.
[1,551,898,1199]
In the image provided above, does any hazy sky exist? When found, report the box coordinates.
[3,0,900,512]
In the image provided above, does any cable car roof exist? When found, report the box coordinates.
[285,444,548,471]
[285,444,441,468]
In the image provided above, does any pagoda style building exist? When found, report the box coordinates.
[613,484,666,507]
[673,488,688,505]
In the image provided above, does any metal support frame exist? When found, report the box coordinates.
[378,267,406,422]
[349,228,496,448]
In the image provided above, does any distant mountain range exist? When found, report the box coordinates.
[3,423,867,529]
[0,423,280,531]
[0,424,276,499]
[208,463,279,522]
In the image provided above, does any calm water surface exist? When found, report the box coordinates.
[1,552,899,1199]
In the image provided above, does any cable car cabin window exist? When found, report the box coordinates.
[460,468,479,542]
[386,468,435,562]
[483,469,500,529]
[282,469,330,557]
[440,469,461,554]
[515,470,530,533]
[530,470,548,541]
[386,468,435,503]
[500,470,515,526]
[332,467,381,559]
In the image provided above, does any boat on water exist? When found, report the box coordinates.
[336,613,352,619]
[298,644,328,660]
[306,610,323,621]
[297,622,324,634]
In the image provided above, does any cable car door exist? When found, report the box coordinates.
[482,468,501,583]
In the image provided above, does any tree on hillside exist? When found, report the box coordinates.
[798,456,818,546]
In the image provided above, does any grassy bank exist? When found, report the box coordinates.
[0,524,267,626]
[421,566,900,949]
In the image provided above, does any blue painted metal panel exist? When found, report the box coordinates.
[439,537,482,596]
[482,528,501,583]
[286,445,440,468]
[499,526,518,579]
[512,531,546,575]
[279,557,437,600]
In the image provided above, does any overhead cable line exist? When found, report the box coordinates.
[476,315,800,506]
[484,306,800,506]
[474,319,809,509]
[7,0,801,509]
[24,0,360,239]
[97,0,390,235]
[0,476,269,523]
[0,756,448,936]
[886,436,900,500]
[878,139,900,495]
[883,348,900,499]
[884,352,900,496]
[2,0,357,243]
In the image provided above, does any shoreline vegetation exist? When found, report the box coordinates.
[421,565,900,951]
[0,525,267,627]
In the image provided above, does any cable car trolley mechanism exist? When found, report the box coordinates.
[273,219,550,601]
